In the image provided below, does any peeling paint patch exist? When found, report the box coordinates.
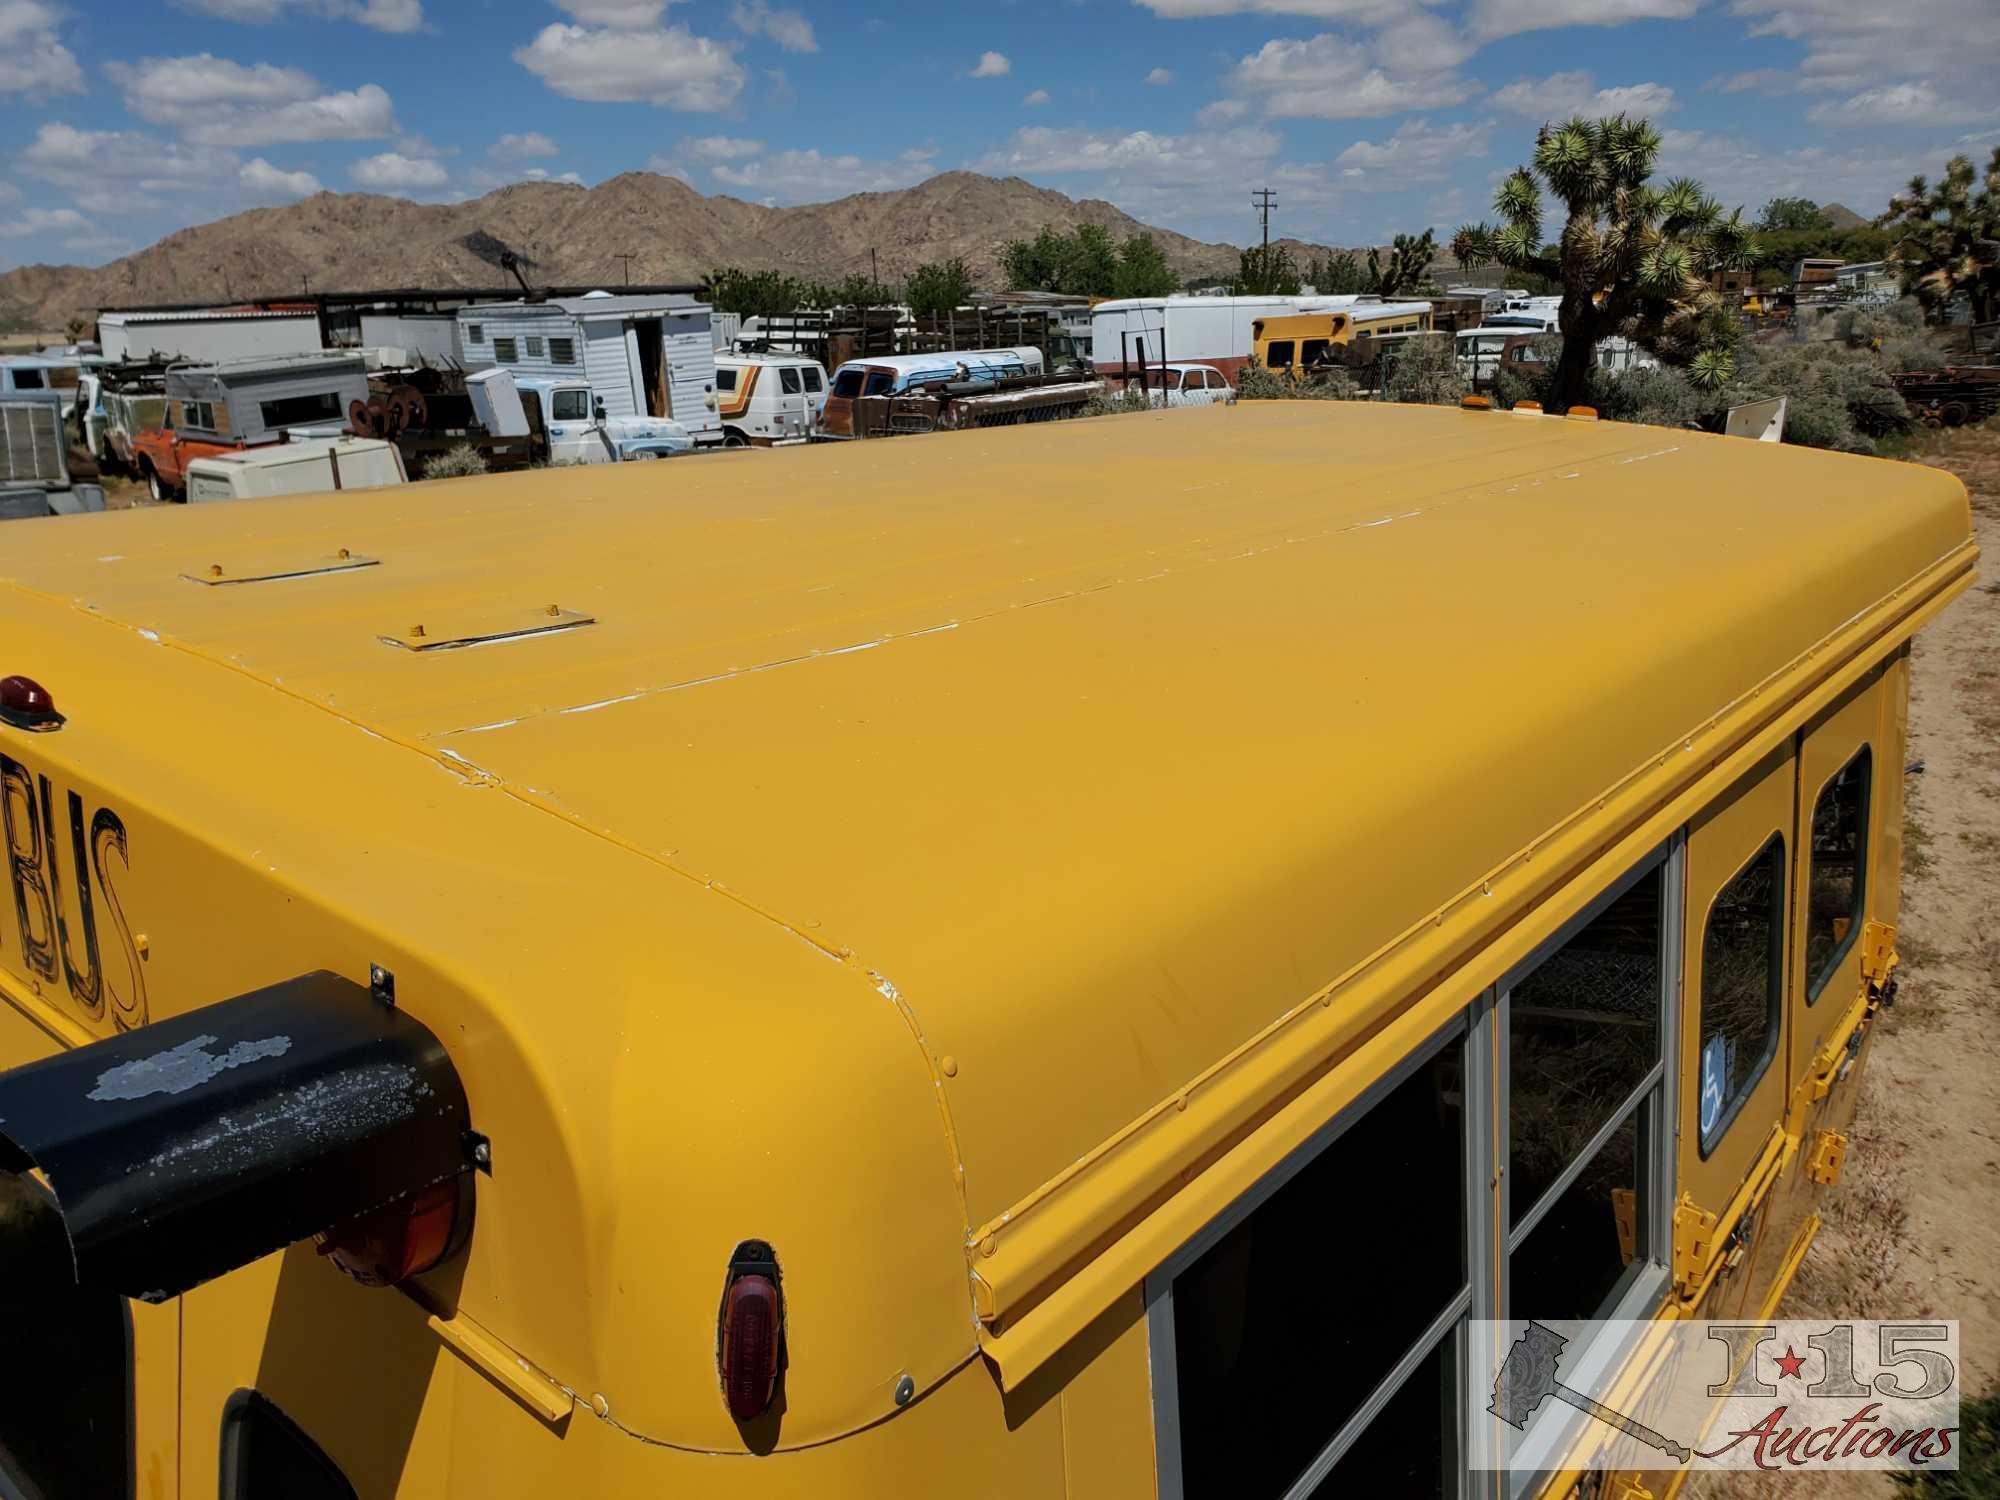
[88,1033,293,1102]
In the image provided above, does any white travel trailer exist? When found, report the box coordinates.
[97,308,324,364]
[1090,294,1370,384]
[457,291,722,446]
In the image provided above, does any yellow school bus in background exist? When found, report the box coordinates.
[0,401,1975,1498]
[1252,301,1434,377]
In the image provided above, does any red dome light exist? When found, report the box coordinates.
[0,676,62,731]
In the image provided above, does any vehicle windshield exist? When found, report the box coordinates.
[831,369,864,399]
[863,370,895,397]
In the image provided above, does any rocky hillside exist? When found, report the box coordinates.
[0,170,1348,329]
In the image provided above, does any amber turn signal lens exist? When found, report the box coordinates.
[316,1176,469,1287]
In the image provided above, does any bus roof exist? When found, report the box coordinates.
[0,404,1974,1405]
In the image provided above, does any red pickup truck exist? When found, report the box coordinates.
[129,417,246,502]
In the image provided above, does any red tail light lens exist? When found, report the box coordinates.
[315,1176,470,1287]
[719,1240,783,1422]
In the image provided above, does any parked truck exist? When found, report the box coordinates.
[131,353,369,500]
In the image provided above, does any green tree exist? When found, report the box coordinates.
[63,315,90,344]
[1304,250,1365,294]
[1366,229,1437,296]
[1452,114,1756,411]
[1232,244,1300,296]
[1113,233,1178,298]
[905,258,975,316]
[1876,147,2000,324]
[703,267,806,318]
[831,273,899,309]
[1757,197,1833,234]
[999,224,1121,296]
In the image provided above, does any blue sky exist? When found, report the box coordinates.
[4,0,1997,271]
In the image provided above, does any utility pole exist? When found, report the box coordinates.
[1252,188,1277,254]
[870,246,880,291]
[613,252,636,286]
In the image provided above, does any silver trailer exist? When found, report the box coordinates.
[165,353,370,445]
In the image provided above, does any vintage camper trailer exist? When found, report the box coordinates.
[457,293,723,448]
[129,354,370,500]
[97,307,325,365]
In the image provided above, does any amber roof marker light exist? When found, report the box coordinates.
[0,676,64,732]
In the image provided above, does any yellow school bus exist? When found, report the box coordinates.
[1252,302,1434,377]
[0,401,1975,1499]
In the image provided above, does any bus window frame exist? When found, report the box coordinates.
[1143,834,1684,1500]
[1695,832,1787,1160]
[1804,745,1872,1006]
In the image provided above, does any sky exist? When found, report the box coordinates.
[3,0,1998,272]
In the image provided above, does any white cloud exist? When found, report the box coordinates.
[1228,30,1476,118]
[1806,81,1986,128]
[492,130,559,158]
[729,0,815,52]
[970,51,1011,77]
[515,21,744,109]
[1707,67,1792,94]
[709,147,933,201]
[684,133,764,159]
[0,182,17,204]
[0,0,83,93]
[1657,126,1936,216]
[1334,118,1494,183]
[1144,67,1175,85]
[0,206,91,237]
[349,150,448,188]
[104,55,397,145]
[552,0,666,21]
[1137,0,1409,16]
[173,0,424,31]
[644,155,693,182]
[1491,70,1677,119]
[1468,0,1701,39]
[1022,87,1050,107]
[18,121,243,213]
[1732,0,1998,127]
[1197,97,1249,122]
[239,155,322,197]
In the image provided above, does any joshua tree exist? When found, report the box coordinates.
[1876,148,2000,325]
[1453,114,1755,411]
[1367,229,1436,297]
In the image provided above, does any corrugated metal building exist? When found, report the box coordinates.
[98,309,325,364]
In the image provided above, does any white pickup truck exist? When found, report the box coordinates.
[506,374,694,464]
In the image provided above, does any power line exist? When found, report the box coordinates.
[612,252,637,286]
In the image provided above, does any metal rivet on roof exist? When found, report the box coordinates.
[979,1235,997,1259]
[546,604,561,616]
[337,547,351,560]
[939,1055,958,1078]
[409,624,426,639]
[208,563,223,578]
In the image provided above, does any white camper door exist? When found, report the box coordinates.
[583,319,638,418]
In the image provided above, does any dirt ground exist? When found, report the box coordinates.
[1690,424,2000,1497]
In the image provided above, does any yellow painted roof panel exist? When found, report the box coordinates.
[2,404,1973,1228]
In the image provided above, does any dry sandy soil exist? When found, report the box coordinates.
[1691,423,2000,1497]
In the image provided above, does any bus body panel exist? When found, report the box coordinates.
[0,406,1975,1495]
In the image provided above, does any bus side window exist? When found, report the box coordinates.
[1506,860,1667,1323]
[1804,747,1870,1004]
[1301,339,1331,367]
[1165,1035,1465,1497]
[1698,836,1786,1154]
[1266,340,1294,370]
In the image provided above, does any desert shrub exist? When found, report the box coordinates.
[1721,341,1912,452]
[1380,332,1466,405]
[1880,335,1946,372]
[422,442,490,479]
[1832,299,1924,346]
[1078,385,1153,418]
[1234,359,1361,401]
[1594,364,1715,429]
